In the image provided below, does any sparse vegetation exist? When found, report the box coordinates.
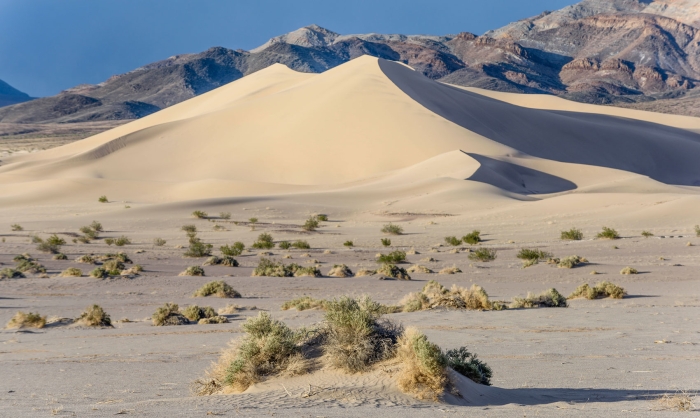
[438,265,462,274]
[192,210,208,219]
[15,257,46,274]
[553,255,587,269]
[180,266,205,276]
[152,303,190,326]
[641,231,654,238]
[291,240,310,250]
[597,226,620,240]
[181,305,217,322]
[199,316,229,324]
[182,224,197,234]
[35,234,66,253]
[302,217,320,231]
[252,258,294,277]
[511,288,568,308]
[407,264,433,274]
[356,269,377,277]
[568,281,626,299]
[80,225,100,240]
[281,296,329,311]
[194,281,241,298]
[560,228,583,241]
[468,248,497,262]
[98,195,108,203]
[401,281,493,312]
[114,236,131,246]
[395,327,447,400]
[695,225,700,237]
[89,267,108,278]
[278,241,291,250]
[103,259,125,275]
[252,233,275,249]
[11,224,23,231]
[60,267,82,277]
[654,391,697,412]
[75,254,95,264]
[381,223,403,235]
[381,238,391,247]
[377,264,411,280]
[220,242,245,256]
[620,266,638,275]
[0,268,24,279]
[462,230,481,245]
[343,240,354,247]
[517,248,552,262]
[53,253,68,260]
[219,212,231,220]
[377,250,407,264]
[316,214,328,222]
[6,311,46,329]
[184,237,213,257]
[248,217,258,224]
[76,304,111,327]
[445,347,492,386]
[328,264,353,277]
[153,237,167,246]
[444,236,461,246]
[104,238,115,246]
[218,304,239,315]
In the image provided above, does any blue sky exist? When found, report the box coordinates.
[0,0,576,97]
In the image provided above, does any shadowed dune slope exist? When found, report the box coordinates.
[379,59,700,186]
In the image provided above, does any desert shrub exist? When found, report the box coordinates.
[182,224,197,234]
[377,264,411,280]
[407,264,433,274]
[80,226,99,240]
[641,231,654,238]
[302,217,320,231]
[291,240,311,249]
[76,304,111,327]
[278,241,291,250]
[252,258,292,277]
[381,223,403,235]
[90,267,108,278]
[381,238,391,247]
[654,392,697,412]
[53,253,67,260]
[597,227,620,240]
[220,256,239,267]
[377,250,406,264]
[438,265,462,275]
[75,254,95,264]
[445,347,492,386]
[185,239,213,257]
[103,259,125,275]
[180,266,205,276]
[6,311,46,329]
[620,266,638,275]
[511,288,568,308]
[194,281,241,298]
[218,304,239,315]
[327,264,353,277]
[290,265,322,277]
[35,234,65,253]
[89,221,103,232]
[444,236,461,246]
[695,225,700,237]
[343,241,354,248]
[396,328,447,400]
[11,224,23,231]
[202,256,221,266]
[152,303,190,326]
[0,268,24,279]
[60,267,82,277]
[192,210,208,219]
[13,253,31,262]
[199,316,229,324]
[316,214,328,222]
[252,233,274,249]
[98,195,108,203]
[568,281,626,299]
[556,255,586,269]
[114,236,131,246]
[104,238,115,246]
[15,259,46,274]
[462,230,481,245]
[248,217,258,224]
[153,238,167,246]
[219,212,231,220]
[281,296,329,311]
[517,248,552,261]
[468,248,496,262]
[355,269,376,277]
[400,281,492,312]
[101,252,132,263]
[220,242,245,256]
[181,305,217,322]
[560,228,583,241]
[323,296,402,373]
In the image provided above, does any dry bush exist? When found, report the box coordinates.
[89,267,108,278]
[377,264,411,280]
[568,281,626,299]
[218,304,240,315]
[0,268,24,279]
[556,255,587,269]
[327,264,352,278]
[381,223,403,235]
[199,316,229,324]
[302,217,320,231]
[184,239,213,257]
[395,327,447,401]
[511,288,568,309]
[11,224,23,231]
[654,391,697,412]
[560,228,583,241]
[291,265,321,277]
[180,266,205,276]
[53,253,68,260]
[356,269,377,277]
[281,296,329,311]
[60,267,82,277]
[407,248,419,255]
[114,236,131,246]
[597,226,620,240]
[401,281,492,312]
[641,231,654,238]
[101,252,132,263]
[252,258,292,277]
[181,305,217,322]
[35,234,65,253]
[468,248,496,262]
[152,303,190,326]
[438,265,462,275]
[153,238,167,246]
[407,265,433,274]
[194,281,241,298]
[192,210,208,219]
[103,259,125,275]
[75,254,95,264]
[6,311,46,329]
[278,241,291,250]
[191,312,309,395]
[291,240,311,250]
[76,304,112,327]
[220,212,231,220]
[695,225,700,237]
[620,266,638,275]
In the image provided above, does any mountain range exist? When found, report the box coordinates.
[0,79,32,108]
[2,0,700,124]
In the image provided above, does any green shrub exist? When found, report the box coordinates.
[517,248,552,261]
[104,238,115,246]
[98,195,108,203]
[695,225,700,237]
[377,250,406,264]
[219,212,231,220]
[90,267,108,278]
[377,264,411,280]
[101,252,131,263]
[316,214,328,222]
[381,238,391,247]
[560,228,583,241]
[76,304,111,327]
[0,268,24,279]
[114,236,131,246]
[302,217,320,231]
[511,288,568,308]
[468,248,497,262]
[328,264,353,277]
[151,237,166,246]
[278,241,291,250]
[462,230,481,245]
[556,255,586,269]
[192,210,208,219]
[291,240,310,249]
[445,347,492,386]
[181,305,217,322]
[343,240,354,247]
[53,253,68,260]
[180,266,205,276]
[597,227,620,240]
[281,296,329,311]
[194,281,241,298]
[568,281,626,299]
[35,234,65,253]
[89,221,103,232]
[6,311,46,329]
[10,224,23,231]
[252,258,293,277]
[396,328,447,400]
[252,233,274,249]
[15,259,46,274]
[185,239,213,257]
[60,267,82,277]
[103,259,125,275]
[288,264,322,277]
[152,303,190,326]
[641,231,654,238]
[248,217,258,224]
[444,236,461,246]
[381,223,403,235]
[220,242,245,256]
[182,224,197,234]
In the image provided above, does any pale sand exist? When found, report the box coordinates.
[0,56,699,416]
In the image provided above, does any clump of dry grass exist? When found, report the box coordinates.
[76,304,112,327]
[568,281,626,299]
[620,266,638,275]
[328,264,353,277]
[401,280,493,312]
[252,258,291,277]
[511,288,568,308]
[654,391,697,412]
[53,253,68,260]
[181,305,217,322]
[395,327,447,401]
[438,265,462,275]
[355,269,376,277]
[407,264,433,274]
[553,255,587,269]
[191,312,309,395]
[60,267,82,277]
[193,281,241,298]
[14,256,46,274]
[6,311,46,329]
[103,259,125,275]
[377,264,411,280]
[218,304,239,315]
[199,316,229,324]
[281,296,329,311]
[291,265,322,277]
[180,266,205,276]
[381,223,404,235]
[152,303,190,326]
[75,254,95,264]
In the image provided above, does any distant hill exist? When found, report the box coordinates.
[0,79,32,108]
[2,0,700,123]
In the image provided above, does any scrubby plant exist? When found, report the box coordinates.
[11,224,23,231]
[343,240,354,247]
[218,304,240,315]
[511,289,568,308]
[248,217,258,224]
[219,212,231,220]
[445,347,492,386]
[15,258,46,274]
[181,305,217,322]
[60,267,82,277]
[220,256,239,267]
[377,264,411,280]
[556,255,587,269]
[302,217,320,231]
[35,234,65,253]
[381,223,403,235]
[517,248,552,262]
[194,281,241,298]
[6,311,46,329]
[381,238,391,247]
[395,328,447,400]
[192,210,208,219]
[180,266,205,276]
[102,252,132,263]
[252,258,292,277]
[291,240,310,249]
[468,248,496,262]
[407,264,433,274]
[597,227,620,240]
[278,241,291,250]
[252,233,275,250]
[462,230,481,245]
[438,265,462,275]
[695,225,700,237]
[90,267,108,278]
[328,264,353,277]
[281,296,329,311]
[80,225,99,240]
[444,236,461,246]
[75,254,95,264]
[98,195,108,203]
[153,238,167,246]
[90,221,103,232]
[104,238,115,246]
[76,304,111,327]
[0,268,24,279]
[152,303,190,326]
[401,281,493,312]
[114,236,131,246]
[316,214,329,222]
[355,269,377,277]
[641,231,654,238]
[102,259,125,275]
[290,265,322,277]
[620,266,638,275]
[560,228,583,241]
[220,242,245,257]
[568,281,626,299]
[182,224,197,234]
[185,239,213,257]
[53,253,68,260]
[377,250,407,264]
[199,316,229,324]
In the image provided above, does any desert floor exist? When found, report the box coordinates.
[1,204,698,417]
